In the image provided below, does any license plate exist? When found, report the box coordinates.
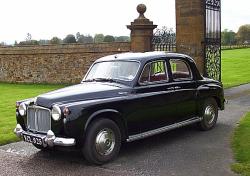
[23,134,43,146]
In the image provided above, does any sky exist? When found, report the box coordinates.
[0,0,249,44]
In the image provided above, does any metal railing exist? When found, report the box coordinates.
[152,27,176,52]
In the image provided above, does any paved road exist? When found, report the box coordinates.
[1,84,250,176]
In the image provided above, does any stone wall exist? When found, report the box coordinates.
[0,42,130,84]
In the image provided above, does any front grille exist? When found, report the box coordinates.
[27,106,51,133]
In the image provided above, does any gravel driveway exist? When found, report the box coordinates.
[1,84,250,176]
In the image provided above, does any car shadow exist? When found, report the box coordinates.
[20,122,229,168]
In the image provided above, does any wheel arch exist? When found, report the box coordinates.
[84,109,128,142]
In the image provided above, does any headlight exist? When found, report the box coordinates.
[52,105,61,121]
[18,103,27,116]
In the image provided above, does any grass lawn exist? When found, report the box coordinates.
[222,48,250,88]
[231,112,250,176]
[0,83,65,146]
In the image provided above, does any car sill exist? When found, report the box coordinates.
[127,117,202,142]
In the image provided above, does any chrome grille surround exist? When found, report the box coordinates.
[27,105,51,133]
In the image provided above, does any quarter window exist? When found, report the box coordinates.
[170,59,192,80]
[139,60,168,84]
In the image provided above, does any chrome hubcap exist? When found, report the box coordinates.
[95,128,115,156]
[204,105,216,124]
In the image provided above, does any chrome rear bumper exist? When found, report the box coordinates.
[14,124,76,147]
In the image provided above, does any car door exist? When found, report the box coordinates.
[168,58,198,122]
[125,59,180,134]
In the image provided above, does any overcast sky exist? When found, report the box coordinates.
[0,0,249,44]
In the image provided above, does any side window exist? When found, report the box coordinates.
[139,60,168,84]
[170,59,192,80]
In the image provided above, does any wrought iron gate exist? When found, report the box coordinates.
[152,27,176,52]
[204,0,221,81]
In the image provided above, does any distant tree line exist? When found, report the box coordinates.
[222,24,250,45]
[1,24,249,47]
[9,32,130,46]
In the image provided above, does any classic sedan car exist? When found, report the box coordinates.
[14,51,225,164]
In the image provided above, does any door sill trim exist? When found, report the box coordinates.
[127,117,202,142]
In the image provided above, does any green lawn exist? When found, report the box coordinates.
[231,112,250,176]
[0,83,65,145]
[222,48,250,88]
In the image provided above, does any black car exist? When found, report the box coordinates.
[14,51,225,164]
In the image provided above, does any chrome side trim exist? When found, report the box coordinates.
[127,117,202,142]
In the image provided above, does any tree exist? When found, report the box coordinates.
[18,40,39,45]
[76,32,81,41]
[50,37,62,44]
[77,33,94,44]
[63,34,76,44]
[236,24,250,44]
[26,33,32,42]
[221,29,236,45]
[39,40,50,45]
[0,42,6,46]
[103,35,115,42]
[83,35,94,43]
[115,36,130,42]
[94,34,104,43]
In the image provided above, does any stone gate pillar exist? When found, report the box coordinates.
[127,4,157,52]
[176,0,205,74]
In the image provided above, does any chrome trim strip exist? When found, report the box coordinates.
[127,117,202,142]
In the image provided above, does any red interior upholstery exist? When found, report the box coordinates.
[150,74,167,82]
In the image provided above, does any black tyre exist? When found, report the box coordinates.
[198,98,218,131]
[82,118,121,165]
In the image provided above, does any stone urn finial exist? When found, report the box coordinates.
[127,4,157,52]
[137,4,147,19]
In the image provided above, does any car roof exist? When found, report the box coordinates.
[95,51,194,63]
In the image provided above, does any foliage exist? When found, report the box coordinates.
[115,36,130,42]
[222,48,250,88]
[94,34,104,43]
[18,40,39,45]
[63,34,77,44]
[76,32,93,43]
[26,33,32,41]
[103,35,115,42]
[237,24,250,44]
[231,112,250,175]
[50,37,62,44]
[0,83,65,146]
[221,29,236,45]
[39,40,50,45]
[0,42,6,46]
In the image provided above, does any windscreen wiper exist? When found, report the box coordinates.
[83,78,117,83]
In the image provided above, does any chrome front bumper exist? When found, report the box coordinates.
[14,124,76,147]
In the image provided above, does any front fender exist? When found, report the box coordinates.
[84,109,121,131]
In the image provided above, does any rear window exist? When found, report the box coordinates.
[170,59,192,80]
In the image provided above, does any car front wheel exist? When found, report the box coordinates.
[82,118,121,165]
[198,98,218,131]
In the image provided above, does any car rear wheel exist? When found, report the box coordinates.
[82,118,121,165]
[198,98,218,131]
